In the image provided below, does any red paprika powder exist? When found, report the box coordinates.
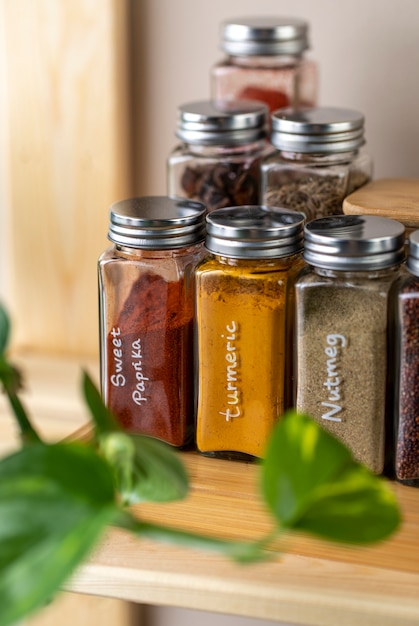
[98,196,206,447]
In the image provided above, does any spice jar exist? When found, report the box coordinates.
[261,107,373,220]
[167,99,271,213]
[393,229,419,486]
[295,215,405,474]
[195,205,305,461]
[98,196,206,447]
[211,16,317,112]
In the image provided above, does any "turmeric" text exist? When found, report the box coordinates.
[219,321,242,422]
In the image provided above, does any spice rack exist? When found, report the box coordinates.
[2,352,419,626]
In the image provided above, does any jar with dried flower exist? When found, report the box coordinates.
[167,99,271,213]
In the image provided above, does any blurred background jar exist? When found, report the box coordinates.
[211,16,318,112]
[98,196,206,448]
[262,107,373,221]
[393,229,419,486]
[167,99,271,212]
[195,205,305,461]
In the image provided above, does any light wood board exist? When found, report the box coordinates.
[0,0,132,357]
[343,178,419,229]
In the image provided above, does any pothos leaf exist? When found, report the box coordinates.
[261,411,401,544]
[82,370,189,505]
[99,431,189,505]
[0,442,118,626]
[82,370,120,435]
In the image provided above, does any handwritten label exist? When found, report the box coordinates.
[109,327,126,387]
[109,328,149,405]
[219,321,242,422]
[321,333,346,422]
[131,338,149,405]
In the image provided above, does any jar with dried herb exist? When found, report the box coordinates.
[167,99,271,213]
[211,17,318,112]
[261,107,373,220]
[195,205,305,461]
[295,215,405,474]
[393,230,419,486]
[98,196,206,447]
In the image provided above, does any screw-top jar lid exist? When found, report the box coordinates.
[176,99,268,146]
[108,196,207,249]
[271,107,366,154]
[205,205,305,259]
[303,215,405,270]
[220,17,309,56]
[407,230,419,276]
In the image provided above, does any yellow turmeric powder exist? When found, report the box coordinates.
[195,208,305,460]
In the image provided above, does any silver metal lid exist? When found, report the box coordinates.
[221,17,309,56]
[271,107,366,154]
[205,205,305,259]
[108,196,206,249]
[303,215,405,270]
[407,230,419,276]
[176,99,268,145]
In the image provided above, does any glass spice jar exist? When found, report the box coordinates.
[211,16,318,112]
[261,107,373,221]
[98,196,206,447]
[195,205,306,461]
[393,230,419,486]
[167,99,271,213]
[295,215,405,474]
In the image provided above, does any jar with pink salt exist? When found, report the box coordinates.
[210,16,318,113]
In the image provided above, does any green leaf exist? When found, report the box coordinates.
[0,442,118,626]
[99,431,189,505]
[261,411,401,544]
[82,370,120,435]
[116,510,272,564]
[82,370,189,505]
[292,464,401,544]
[0,304,10,355]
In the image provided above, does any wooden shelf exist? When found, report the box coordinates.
[2,353,419,626]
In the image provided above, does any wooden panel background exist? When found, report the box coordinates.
[1,0,132,357]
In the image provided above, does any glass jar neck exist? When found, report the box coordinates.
[227,54,303,68]
[211,252,301,267]
[114,242,203,258]
[274,149,359,164]
[181,138,268,157]
[313,265,400,279]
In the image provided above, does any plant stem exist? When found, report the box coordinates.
[6,390,42,444]
[114,510,276,563]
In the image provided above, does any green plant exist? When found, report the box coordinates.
[0,304,401,626]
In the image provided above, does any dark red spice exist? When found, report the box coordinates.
[395,279,419,483]
[106,272,194,447]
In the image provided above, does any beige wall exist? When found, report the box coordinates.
[131,0,419,197]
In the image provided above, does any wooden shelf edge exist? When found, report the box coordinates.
[2,351,419,625]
